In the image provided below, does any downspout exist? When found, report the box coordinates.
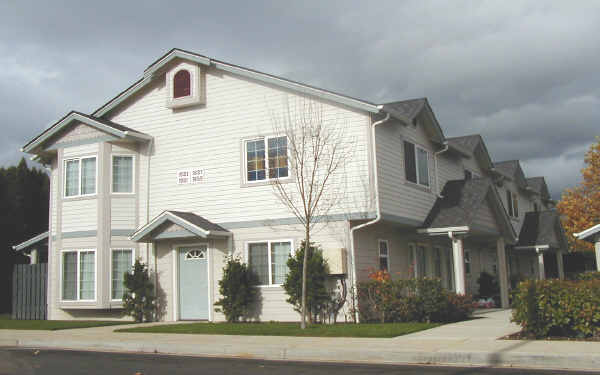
[146,139,153,264]
[349,111,390,323]
[434,142,449,198]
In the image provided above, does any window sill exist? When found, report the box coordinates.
[62,195,97,202]
[404,181,432,193]
[59,300,98,309]
[257,285,284,289]
[240,177,293,188]
[111,193,136,198]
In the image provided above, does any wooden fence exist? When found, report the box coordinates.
[12,263,47,320]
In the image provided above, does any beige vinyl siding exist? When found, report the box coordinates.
[376,119,437,223]
[62,199,97,232]
[111,196,136,230]
[108,63,371,224]
[50,161,58,236]
[62,143,99,159]
[46,122,107,148]
[437,153,464,190]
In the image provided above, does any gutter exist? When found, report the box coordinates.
[348,111,390,323]
[433,142,449,198]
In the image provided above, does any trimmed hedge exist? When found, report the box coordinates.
[357,275,475,323]
[511,279,600,338]
[576,271,600,281]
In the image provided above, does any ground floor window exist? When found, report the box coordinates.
[434,248,442,278]
[378,240,389,271]
[62,249,96,301]
[247,240,292,286]
[111,249,134,300]
[465,250,471,275]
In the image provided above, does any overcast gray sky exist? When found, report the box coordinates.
[1,0,598,199]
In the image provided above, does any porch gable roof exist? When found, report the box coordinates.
[574,223,600,243]
[12,231,49,251]
[420,178,518,243]
[130,211,230,242]
[516,210,568,251]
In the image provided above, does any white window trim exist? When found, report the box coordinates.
[408,243,418,278]
[404,141,430,187]
[60,249,97,302]
[63,156,98,199]
[110,248,135,302]
[506,190,519,218]
[172,68,193,99]
[110,154,136,195]
[378,239,390,272]
[243,136,292,184]
[245,239,294,287]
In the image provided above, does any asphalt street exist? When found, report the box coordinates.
[0,348,595,375]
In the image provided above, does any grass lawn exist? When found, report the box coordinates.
[117,321,440,338]
[0,314,131,331]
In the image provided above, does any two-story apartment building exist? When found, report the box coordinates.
[17,48,568,321]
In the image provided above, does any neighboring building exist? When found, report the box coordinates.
[574,224,600,271]
[19,48,568,321]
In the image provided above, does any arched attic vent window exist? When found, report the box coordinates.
[173,69,191,98]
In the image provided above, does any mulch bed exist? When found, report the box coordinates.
[503,331,600,342]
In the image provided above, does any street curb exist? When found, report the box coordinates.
[2,337,599,372]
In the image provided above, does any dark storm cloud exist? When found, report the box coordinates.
[1,0,598,199]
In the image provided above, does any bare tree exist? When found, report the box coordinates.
[270,97,353,329]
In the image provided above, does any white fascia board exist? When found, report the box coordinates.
[123,130,153,141]
[417,226,470,234]
[13,231,49,251]
[514,245,550,251]
[574,223,600,241]
[213,61,380,114]
[94,76,152,117]
[143,50,210,78]
[23,112,127,153]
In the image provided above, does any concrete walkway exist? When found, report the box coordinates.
[1,310,599,371]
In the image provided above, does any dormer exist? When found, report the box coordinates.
[165,61,206,109]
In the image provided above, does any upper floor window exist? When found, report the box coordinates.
[245,136,288,183]
[404,141,429,187]
[173,70,191,98]
[64,156,96,197]
[506,190,519,218]
[112,155,134,193]
[247,240,292,286]
[378,239,389,271]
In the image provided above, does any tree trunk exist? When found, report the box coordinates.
[301,226,310,329]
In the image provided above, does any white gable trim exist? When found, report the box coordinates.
[574,223,600,242]
[129,211,231,242]
[13,231,49,251]
[22,112,152,153]
[93,49,381,117]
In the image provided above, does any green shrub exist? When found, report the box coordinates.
[214,256,259,322]
[576,271,600,281]
[282,241,334,323]
[357,276,474,323]
[123,260,156,323]
[511,279,600,338]
[477,271,500,299]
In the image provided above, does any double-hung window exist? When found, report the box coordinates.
[378,240,389,271]
[111,249,134,300]
[506,190,519,218]
[245,136,288,183]
[247,240,292,286]
[62,249,96,301]
[64,156,97,197]
[403,141,429,187]
[112,155,134,193]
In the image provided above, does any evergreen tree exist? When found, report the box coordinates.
[122,259,156,322]
[214,256,259,322]
[283,241,332,323]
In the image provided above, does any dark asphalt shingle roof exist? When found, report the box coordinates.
[383,98,427,121]
[494,160,528,189]
[423,178,492,228]
[446,135,483,153]
[168,211,229,232]
[517,210,567,249]
[526,177,550,199]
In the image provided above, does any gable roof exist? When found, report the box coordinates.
[526,177,551,200]
[130,210,230,242]
[493,160,529,189]
[22,111,151,153]
[381,98,445,143]
[446,134,495,170]
[517,210,568,251]
[12,231,49,251]
[574,223,600,243]
[93,48,381,118]
[420,177,518,243]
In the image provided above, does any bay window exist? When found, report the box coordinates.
[111,249,133,300]
[247,240,292,286]
[64,156,97,197]
[112,155,134,193]
[62,249,96,301]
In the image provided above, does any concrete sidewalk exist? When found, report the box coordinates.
[1,310,599,371]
